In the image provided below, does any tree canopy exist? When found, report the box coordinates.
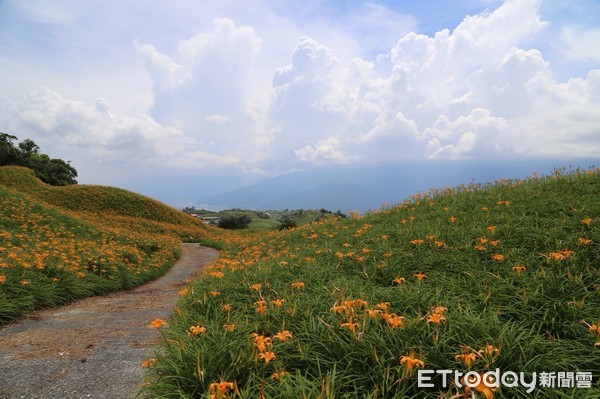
[0,133,78,185]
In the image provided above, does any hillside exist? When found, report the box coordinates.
[0,166,210,323]
[143,168,600,398]
[0,166,213,240]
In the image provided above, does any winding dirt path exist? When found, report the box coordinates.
[0,243,219,399]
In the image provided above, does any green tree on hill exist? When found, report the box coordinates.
[0,133,77,185]
[218,215,252,230]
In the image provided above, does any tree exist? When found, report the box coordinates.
[0,133,23,165]
[276,217,297,230]
[218,215,252,230]
[0,132,78,185]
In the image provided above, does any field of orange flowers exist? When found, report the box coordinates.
[0,166,211,323]
[141,168,599,398]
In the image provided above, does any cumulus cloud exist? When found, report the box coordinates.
[425,108,510,159]
[2,0,598,186]
[135,17,263,157]
[294,138,347,163]
[0,87,236,174]
[263,0,598,165]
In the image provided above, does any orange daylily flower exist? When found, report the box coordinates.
[258,351,276,364]
[547,250,574,261]
[431,306,447,315]
[270,298,285,307]
[392,276,406,285]
[426,312,446,325]
[223,324,236,332]
[413,273,428,281]
[455,353,478,367]
[189,325,207,335]
[399,353,425,376]
[270,371,290,381]
[548,252,565,261]
[148,318,167,329]
[273,331,293,341]
[250,333,272,352]
[383,313,405,329]
[254,300,268,315]
[478,344,500,358]
[141,358,156,368]
[209,381,235,399]
[345,299,368,308]
[340,322,359,331]
[581,218,593,226]
[512,265,526,275]
[250,283,262,291]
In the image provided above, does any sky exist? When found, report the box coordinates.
[0,0,599,207]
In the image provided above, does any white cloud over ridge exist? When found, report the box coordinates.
[1,0,599,184]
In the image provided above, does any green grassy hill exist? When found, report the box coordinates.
[0,166,205,226]
[142,168,600,398]
[0,166,209,323]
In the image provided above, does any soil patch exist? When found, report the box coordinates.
[0,243,219,399]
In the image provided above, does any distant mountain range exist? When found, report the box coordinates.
[197,159,598,213]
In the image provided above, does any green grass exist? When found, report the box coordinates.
[141,168,600,398]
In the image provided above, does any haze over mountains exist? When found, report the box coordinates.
[192,159,598,213]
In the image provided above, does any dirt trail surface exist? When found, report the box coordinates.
[0,244,219,399]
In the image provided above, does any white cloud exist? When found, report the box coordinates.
[134,17,264,159]
[1,0,598,189]
[262,0,598,168]
[204,114,231,124]
[512,69,600,157]
[559,25,600,63]
[0,88,236,176]
[425,108,510,159]
[294,138,347,163]
[132,39,185,91]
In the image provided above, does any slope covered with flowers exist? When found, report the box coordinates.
[0,166,211,323]
[0,166,212,240]
[143,168,599,398]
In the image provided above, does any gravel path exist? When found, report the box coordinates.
[0,243,219,399]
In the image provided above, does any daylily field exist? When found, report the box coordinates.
[1,165,599,398]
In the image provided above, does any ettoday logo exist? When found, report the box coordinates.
[417,369,594,393]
